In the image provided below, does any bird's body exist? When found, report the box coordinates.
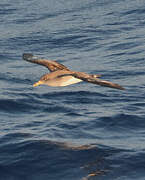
[22,53,124,90]
[34,70,82,87]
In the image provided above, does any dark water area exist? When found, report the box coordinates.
[1,0,145,179]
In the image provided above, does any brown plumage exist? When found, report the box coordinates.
[22,53,125,90]
[23,53,69,72]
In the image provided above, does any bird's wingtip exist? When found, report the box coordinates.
[110,83,125,90]
[22,53,40,61]
[22,53,33,60]
[119,86,125,90]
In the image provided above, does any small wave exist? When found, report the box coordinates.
[120,8,145,17]
[0,98,43,113]
[98,113,145,130]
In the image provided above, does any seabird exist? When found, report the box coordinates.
[22,53,124,90]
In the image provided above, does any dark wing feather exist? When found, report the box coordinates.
[71,71,125,90]
[22,53,69,72]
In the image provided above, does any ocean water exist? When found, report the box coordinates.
[0,0,145,179]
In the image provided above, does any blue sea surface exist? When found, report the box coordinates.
[0,0,145,179]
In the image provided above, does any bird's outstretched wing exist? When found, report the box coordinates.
[22,53,69,72]
[70,71,125,90]
[54,70,124,90]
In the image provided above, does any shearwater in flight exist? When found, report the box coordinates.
[22,53,124,90]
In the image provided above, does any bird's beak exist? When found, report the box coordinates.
[33,81,42,87]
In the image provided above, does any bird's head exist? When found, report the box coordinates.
[33,74,50,87]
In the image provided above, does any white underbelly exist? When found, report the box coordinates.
[46,76,82,87]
